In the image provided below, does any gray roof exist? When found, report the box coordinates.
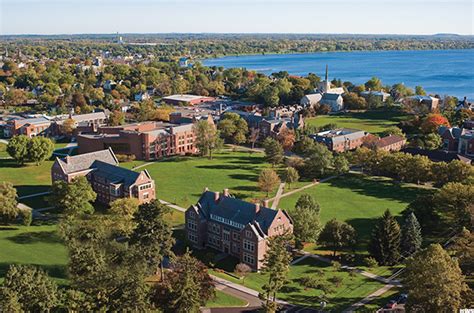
[438,126,463,139]
[16,117,51,127]
[196,191,278,234]
[90,160,144,188]
[321,93,342,101]
[313,128,366,144]
[56,148,118,174]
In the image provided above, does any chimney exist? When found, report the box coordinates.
[263,200,269,208]
[223,188,229,197]
[214,191,220,202]
[255,203,261,213]
[65,155,71,163]
[204,187,209,192]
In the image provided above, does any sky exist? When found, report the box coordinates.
[1,0,473,35]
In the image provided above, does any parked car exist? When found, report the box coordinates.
[384,300,397,309]
[396,293,408,304]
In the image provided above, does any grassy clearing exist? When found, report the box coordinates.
[277,174,428,246]
[211,257,384,311]
[306,110,408,134]
[0,224,68,284]
[127,150,276,208]
[205,290,248,308]
[0,159,53,197]
[0,142,9,158]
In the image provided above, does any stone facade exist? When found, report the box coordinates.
[51,148,155,205]
[185,189,293,271]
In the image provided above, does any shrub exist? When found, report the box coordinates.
[332,261,342,271]
[328,276,344,288]
[299,276,319,289]
[115,154,136,162]
[19,210,32,226]
[317,283,334,294]
[364,256,379,268]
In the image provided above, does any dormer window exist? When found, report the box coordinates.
[110,185,121,196]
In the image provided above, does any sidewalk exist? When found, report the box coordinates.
[270,182,286,209]
[159,199,187,212]
[342,284,397,313]
[18,191,51,200]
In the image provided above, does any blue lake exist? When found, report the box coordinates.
[203,49,474,99]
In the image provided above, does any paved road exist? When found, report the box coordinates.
[270,182,286,209]
[342,284,397,313]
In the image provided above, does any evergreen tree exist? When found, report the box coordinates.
[405,244,469,312]
[368,209,401,265]
[318,218,356,257]
[263,137,284,167]
[260,234,293,312]
[3,265,59,312]
[401,212,422,256]
[291,194,321,249]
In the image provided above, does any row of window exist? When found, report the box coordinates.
[243,253,255,265]
[210,214,245,229]
[188,220,197,231]
[139,183,152,191]
[188,232,198,243]
[243,239,255,252]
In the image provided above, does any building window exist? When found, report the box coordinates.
[143,192,149,199]
[188,220,197,231]
[110,186,120,196]
[243,239,255,252]
[188,232,197,243]
[243,253,255,265]
[139,183,152,191]
[232,232,241,241]
[245,230,253,238]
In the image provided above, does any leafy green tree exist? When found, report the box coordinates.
[152,251,215,313]
[7,135,29,165]
[3,265,59,312]
[380,126,405,138]
[448,228,474,280]
[0,181,19,225]
[303,143,333,178]
[369,209,401,265]
[404,154,431,185]
[318,219,357,257]
[415,85,427,96]
[109,110,126,126]
[193,120,223,159]
[333,155,350,175]
[130,200,175,277]
[217,112,249,144]
[291,194,321,249]
[435,182,473,228]
[284,167,299,189]
[404,244,469,312]
[263,137,284,167]
[401,212,422,256]
[27,136,54,165]
[260,234,293,311]
[293,136,316,156]
[258,169,281,197]
[343,92,367,110]
[48,176,96,215]
[108,197,139,236]
[365,76,382,91]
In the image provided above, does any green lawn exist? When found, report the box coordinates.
[0,159,53,197]
[126,150,275,208]
[277,174,429,246]
[205,290,248,308]
[306,110,408,134]
[211,257,384,311]
[0,225,68,285]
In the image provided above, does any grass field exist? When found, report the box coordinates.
[306,110,408,134]
[0,159,53,196]
[205,290,248,308]
[277,174,429,246]
[0,224,68,284]
[211,257,384,311]
[0,142,9,158]
[125,150,275,208]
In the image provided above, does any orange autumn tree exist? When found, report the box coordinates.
[421,114,450,134]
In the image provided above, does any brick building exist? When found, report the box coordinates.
[439,126,474,157]
[51,148,155,205]
[77,120,203,160]
[374,135,406,152]
[4,117,52,138]
[185,189,293,271]
[310,128,368,152]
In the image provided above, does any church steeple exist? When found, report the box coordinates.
[325,64,328,82]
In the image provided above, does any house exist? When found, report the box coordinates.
[4,116,52,138]
[179,57,190,68]
[317,65,345,95]
[405,95,440,112]
[77,120,204,160]
[310,128,368,152]
[134,92,151,102]
[185,189,293,271]
[259,114,304,139]
[51,148,155,204]
[300,93,322,108]
[438,126,474,157]
[162,94,216,106]
[374,135,406,152]
[103,80,117,91]
[319,93,344,112]
[360,91,391,102]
